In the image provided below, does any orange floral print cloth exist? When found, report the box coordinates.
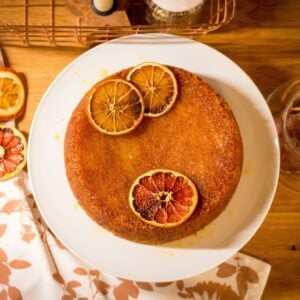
[0,172,271,300]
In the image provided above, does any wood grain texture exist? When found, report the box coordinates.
[2,0,300,299]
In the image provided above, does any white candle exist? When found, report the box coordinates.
[92,0,114,13]
[152,0,205,12]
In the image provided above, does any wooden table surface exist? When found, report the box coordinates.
[2,0,300,299]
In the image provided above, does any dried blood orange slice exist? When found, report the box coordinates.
[87,79,144,135]
[0,68,26,121]
[0,125,27,181]
[129,170,198,227]
[127,62,178,117]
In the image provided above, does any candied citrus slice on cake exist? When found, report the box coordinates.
[129,170,198,227]
[0,125,27,181]
[0,68,26,121]
[127,62,178,117]
[87,79,144,135]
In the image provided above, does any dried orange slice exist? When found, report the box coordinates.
[0,125,27,181]
[0,68,26,121]
[127,62,178,117]
[129,170,198,228]
[87,79,144,135]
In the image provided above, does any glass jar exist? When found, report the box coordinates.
[144,0,206,25]
[267,78,300,191]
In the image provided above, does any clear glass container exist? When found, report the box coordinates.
[144,0,206,25]
[267,78,300,192]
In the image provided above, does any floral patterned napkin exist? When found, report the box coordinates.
[0,172,271,300]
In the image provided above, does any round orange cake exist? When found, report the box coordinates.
[64,66,243,244]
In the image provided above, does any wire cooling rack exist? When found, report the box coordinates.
[0,0,236,47]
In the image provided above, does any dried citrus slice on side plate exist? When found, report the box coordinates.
[0,68,26,121]
[127,62,178,117]
[129,169,198,228]
[0,125,27,181]
[87,79,144,135]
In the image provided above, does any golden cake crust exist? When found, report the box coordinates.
[64,66,243,244]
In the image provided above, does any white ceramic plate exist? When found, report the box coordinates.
[28,34,279,282]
